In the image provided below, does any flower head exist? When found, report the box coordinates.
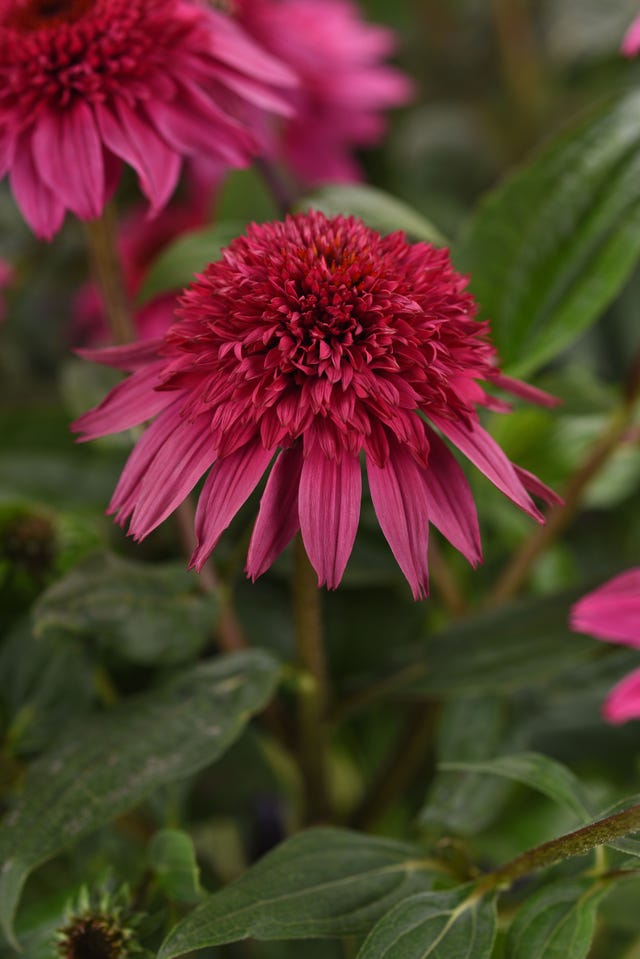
[234,0,413,183]
[73,211,557,599]
[0,0,295,238]
[571,569,640,723]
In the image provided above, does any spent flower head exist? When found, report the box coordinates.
[0,0,295,238]
[73,211,558,599]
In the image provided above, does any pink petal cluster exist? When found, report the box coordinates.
[0,0,295,239]
[234,0,413,183]
[73,211,557,599]
[571,569,640,723]
[622,14,640,57]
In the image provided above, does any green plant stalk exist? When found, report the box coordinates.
[478,802,640,892]
[293,534,330,822]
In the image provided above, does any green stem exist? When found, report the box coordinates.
[478,802,640,892]
[293,534,330,822]
[83,207,134,345]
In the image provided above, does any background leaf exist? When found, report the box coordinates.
[139,221,244,300]
[148,829,204,905]
[456,89,640,376]
[158,829,444,959]
[356,888,497,959]
[0,650,279,944]
[505,879,609,959]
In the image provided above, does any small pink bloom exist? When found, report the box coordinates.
[235,0,413,184]
[73,212,555,598]
[0,0,296,239]
[571,569,640,723]
[622,14,640,57]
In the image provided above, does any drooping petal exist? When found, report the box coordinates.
[603,668,640,724]
[32,102,105,221]
[128,415,217,539]
[299,444,361,589]
[96,101,181,213]
[72,362,172,441]
[9,136,65,240]
[76,339,165,371]
[514,465,564,507]
[428,412,543,522]
[488,371,561,408]
[246,445,303,580]
[422,428,482,566]
[571,569,640,647]
[367,441,430,600]
[191,439,274,570]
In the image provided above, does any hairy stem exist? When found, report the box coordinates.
[83,207,134,345]
[293,534,330,822]
[255,157,299,218]
[478,802,640,892]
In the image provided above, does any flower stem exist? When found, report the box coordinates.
[478,802,640,892]
[293,534,330,822]
[254,157,299,217]
[83,207,135,345]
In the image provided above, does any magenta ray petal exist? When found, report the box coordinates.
[571,569,640,647]
[72,362,172,441]
[367,440,430,600]
[603,668,640,724]
[514,465,564,507]
[299,444,361,590]
[128,416,217,540]
[622,14,640,57]
[10,137,65,240]
[488,371,561,408]
[32,102,104,221]
[76,339,165,371]
[246,445,304,580]
[428,413,543,522]
[191,440,274,570]
[96,101,181,213]
[422,428,482,566]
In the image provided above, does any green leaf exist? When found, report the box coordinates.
[356,888,497,959]
[139,221,244,300]
[439,752,593,824]
[456,89,640,376]
[412,591,592,696]
[505,879,608,959]
[0,651,279,945]
[149,829,204,905]
[299,184,446,245]
[157,829,444,958]
[33,552,216,666]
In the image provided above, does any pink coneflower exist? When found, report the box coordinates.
[622,14,640,57]
[571,569,640,723]
[0,0,295,239]
[73,211,557,599]
[234,0,413,183]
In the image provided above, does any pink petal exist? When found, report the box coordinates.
[603,668,640,724]
[622,14,640,57]
[32,102,105,221]
[76,339,165,371]
[191,439,274,570]
[299,445,361,590]
[10,136,65,240]
[96,101,180,213]
[246,445,303,580]
[423,428,482,566]
[428,413,543,522]
[367,440,429,600]
[488,372,561,408]
[571,569,640,647]
[72,362,172,441]
[514,465,563,507]
[128,415,217,540]
[206,8,298,88]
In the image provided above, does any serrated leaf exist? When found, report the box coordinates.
[157,829,444,959]
[33,552,216,666]
[438,752,593,825]
[505,879,608,959]
[299,184,446,245]
[357,888,497,959]
[139,221,244,300]
[0,651,279,945]
[149,829,203,904]
[456,89,640,376]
